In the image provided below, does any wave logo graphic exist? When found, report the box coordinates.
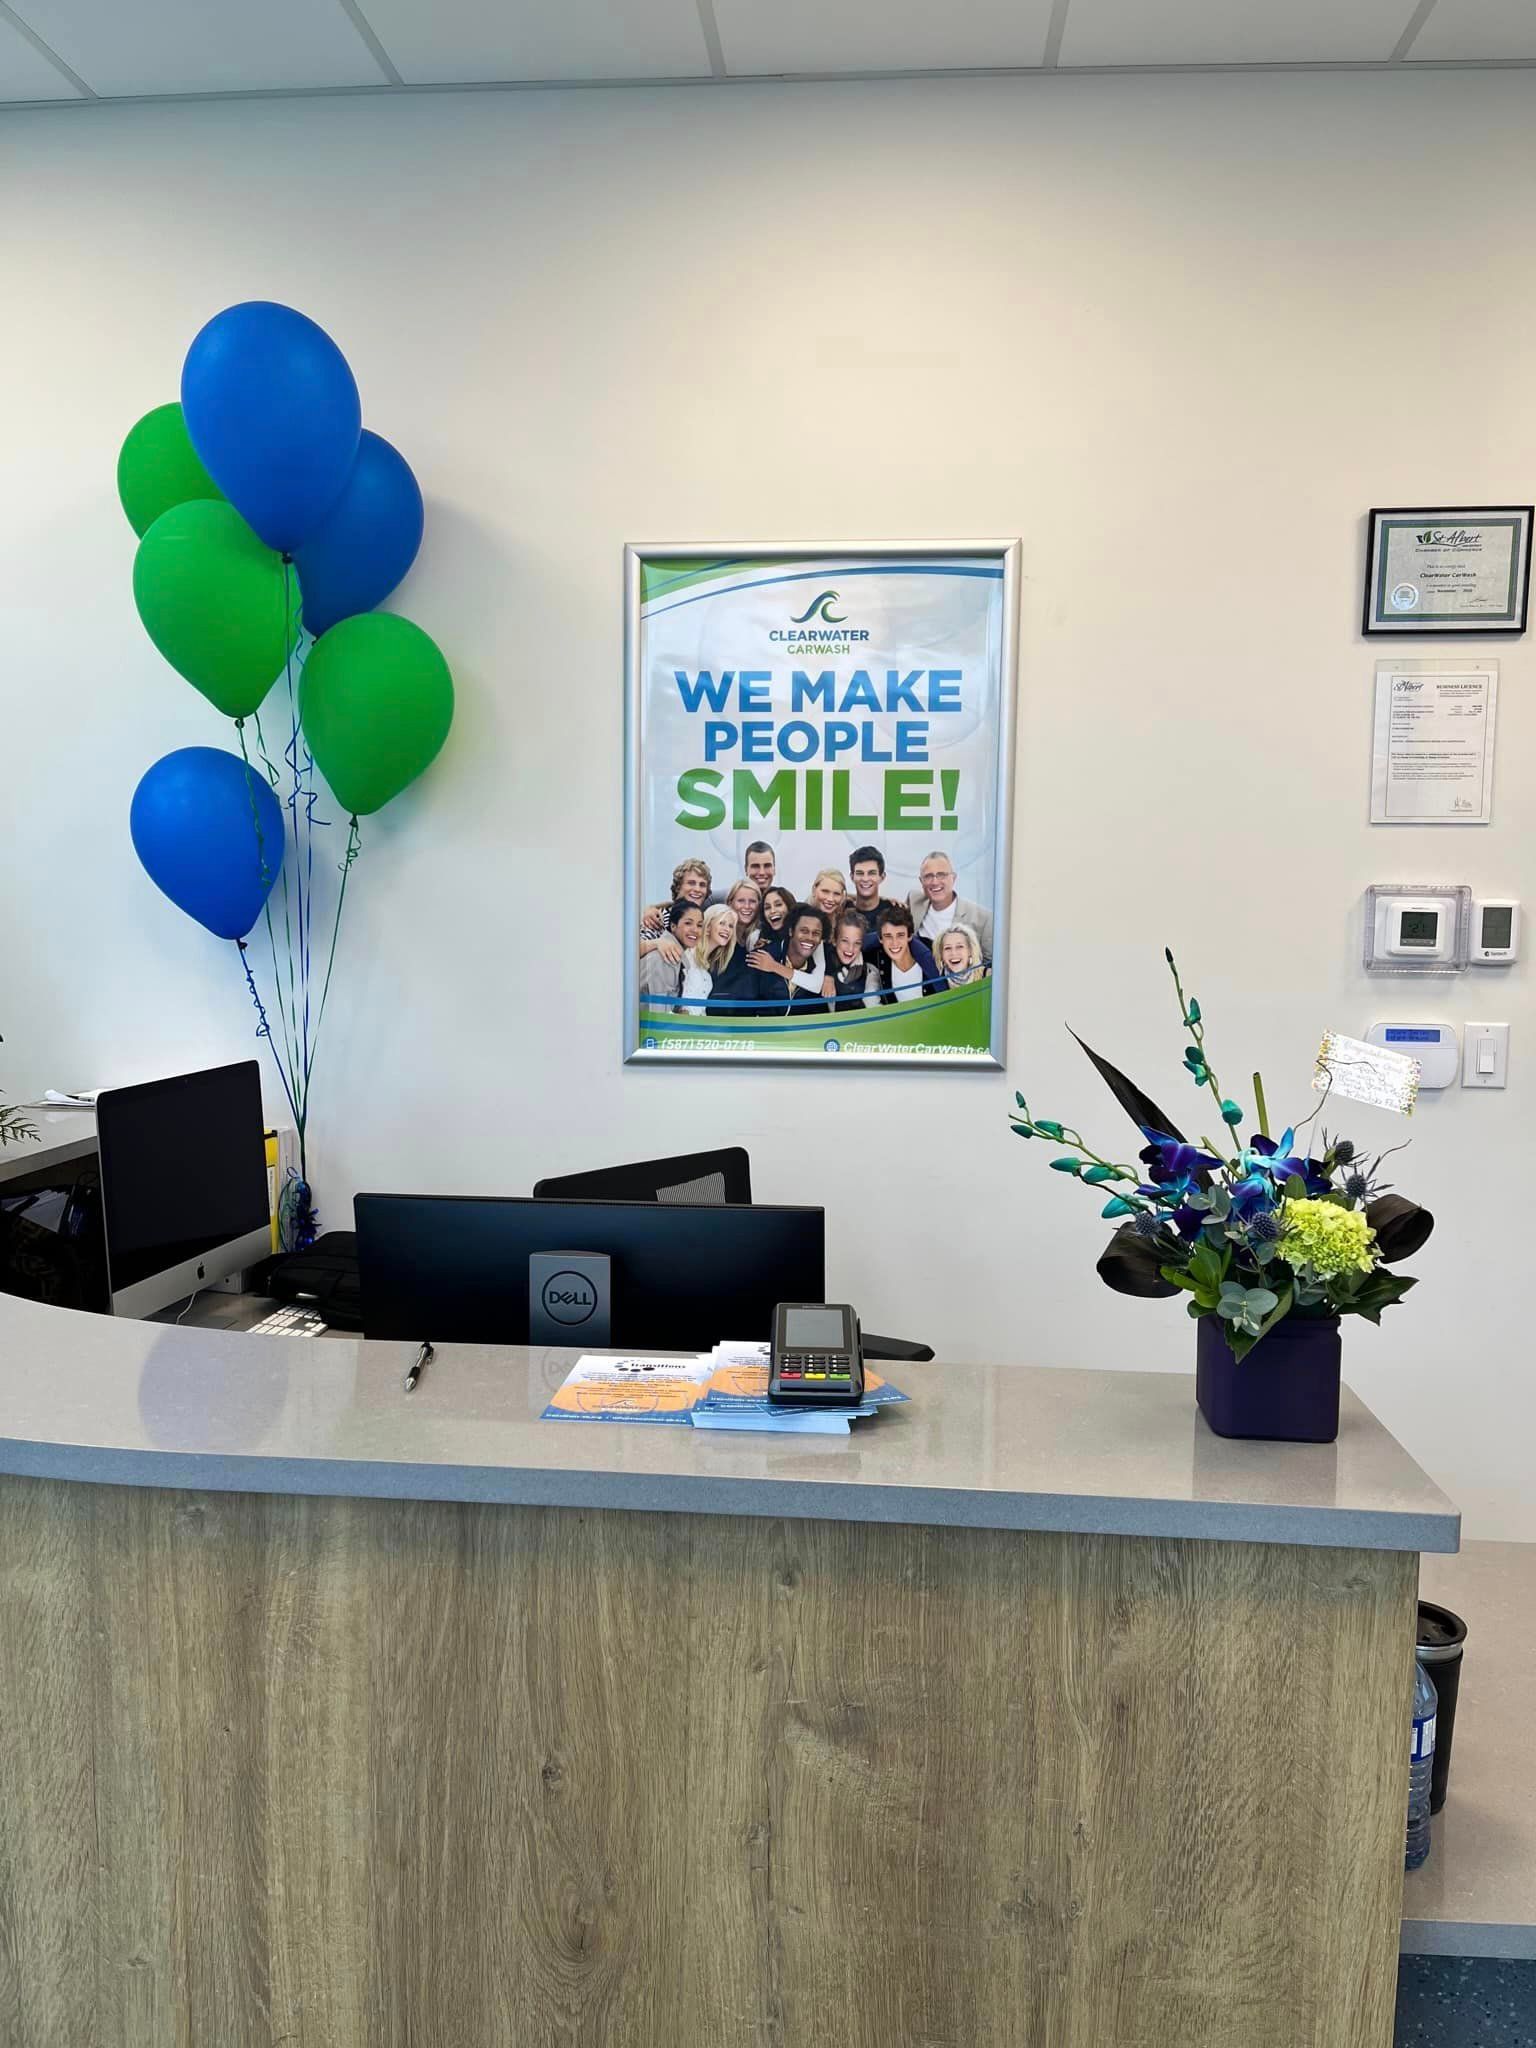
[790,590,847,625]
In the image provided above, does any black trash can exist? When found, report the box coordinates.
[1417,1599,1467,1815]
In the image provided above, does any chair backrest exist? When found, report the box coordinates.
[532,1146,752,1207]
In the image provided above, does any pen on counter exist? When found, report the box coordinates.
[404,1340,434,1394]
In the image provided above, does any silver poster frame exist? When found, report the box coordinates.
[622,539,1020,1071]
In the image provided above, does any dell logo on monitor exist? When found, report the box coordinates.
[540,1271,599,1325]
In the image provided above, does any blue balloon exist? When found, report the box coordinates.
[181,301,361,555]
[130,747,285,941]
[293,430,424,637]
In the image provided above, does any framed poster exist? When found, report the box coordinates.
[1363,506,1532,635]
[624,541,1019,1069]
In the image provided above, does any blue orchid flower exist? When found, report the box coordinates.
[1137,1127,1223,1195]
[1246,1131,1331,1195]
[1229,1173,1279,1221]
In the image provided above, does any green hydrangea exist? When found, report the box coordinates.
[1280,1198,1377,1280]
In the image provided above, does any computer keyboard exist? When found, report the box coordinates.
[246,1303,330,1338]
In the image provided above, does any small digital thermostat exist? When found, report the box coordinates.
[1471,899,1521,965]
[1382,898,1455,963]
[1366,1021,1460,1089]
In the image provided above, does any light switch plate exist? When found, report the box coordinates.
[1462,1022,1509,1090]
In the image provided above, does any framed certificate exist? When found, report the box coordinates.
[1364,506,1532,635]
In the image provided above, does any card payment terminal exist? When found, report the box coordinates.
[768,1302,866,1407]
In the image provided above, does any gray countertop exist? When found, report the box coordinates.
[0,1290,1458,1549]
[1402,1542,1536,1960]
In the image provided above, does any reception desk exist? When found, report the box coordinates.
[0,1292,1458,2047]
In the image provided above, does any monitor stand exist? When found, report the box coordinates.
[528,1251,612,1346]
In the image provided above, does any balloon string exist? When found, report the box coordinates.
[282,561,309,1105]
[304,816,361,1092]
[235,720,302,1089]
[235,940,300,1135]
[249,711,283,788]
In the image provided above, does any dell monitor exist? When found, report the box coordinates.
[96,1061,272,1318]
[355,1192,825,1351]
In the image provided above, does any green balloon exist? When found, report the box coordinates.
[117,402,224,537]
[301,613,454,816]
[133,500,301,720]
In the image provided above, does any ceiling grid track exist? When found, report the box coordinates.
[1042,0,1074,71]
[335,0,403,86]
[0,0,93,95]
[1391,0,1444,63]
[694,0,728,80]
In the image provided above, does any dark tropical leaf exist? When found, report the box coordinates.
[1367,1194,1435,1262]
[1096,1226,1181,1299]
[1067,1029,1211,1188]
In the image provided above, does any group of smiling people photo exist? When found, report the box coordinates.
[636,840,995,1017]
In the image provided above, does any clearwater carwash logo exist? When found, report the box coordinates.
[791,589,847,625]
[1417,527,1482,549]
[770,586,870,648]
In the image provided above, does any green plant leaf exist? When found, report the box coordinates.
[1343,1269,1418,1325]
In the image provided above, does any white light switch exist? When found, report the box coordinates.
[1462,1022,1509,1090]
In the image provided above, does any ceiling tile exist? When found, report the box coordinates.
[359,0,713,83]
[1407,0,1536,60]
[0,14,81,97]
[5,0,389,96]
[712,0,1055,75]
[1060,0,1422,65]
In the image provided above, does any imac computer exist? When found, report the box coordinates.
[354,1192,825,1350]
[96,1061,272,1318]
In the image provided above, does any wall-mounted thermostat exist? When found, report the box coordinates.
[1364,884,1471,974]
[1471,899,1521,965]
[1366,1022,1461,1089]
[1384,899,1454,961]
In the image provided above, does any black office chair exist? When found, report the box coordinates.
[531,1149,934,1363]
[533,1146,751,1207]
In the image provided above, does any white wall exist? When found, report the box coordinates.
[3,70,1532,1533]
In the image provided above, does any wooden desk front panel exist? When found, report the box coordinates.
[0,1478,1414,2047]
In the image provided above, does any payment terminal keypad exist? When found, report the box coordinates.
[775,1352,852,1385]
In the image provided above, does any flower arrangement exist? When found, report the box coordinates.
[1011,951,1435,1358]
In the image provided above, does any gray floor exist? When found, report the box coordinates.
[1397,1960,1536,2046]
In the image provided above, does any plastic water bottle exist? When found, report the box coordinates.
[1406,1659,1438,1870]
